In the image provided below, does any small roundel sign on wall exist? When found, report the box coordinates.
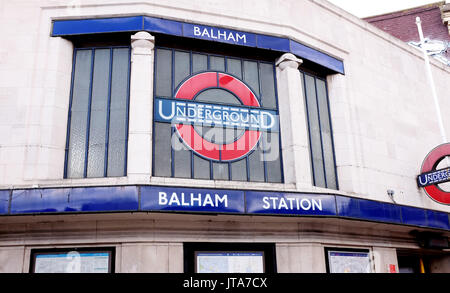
[417,143,450,205]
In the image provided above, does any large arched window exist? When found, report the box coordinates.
[153,48,283,183]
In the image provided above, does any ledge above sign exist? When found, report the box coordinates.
[51,15,345,74]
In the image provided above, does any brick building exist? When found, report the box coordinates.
[364,1,450,62]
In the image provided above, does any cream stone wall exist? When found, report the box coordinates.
[0,0,449,212]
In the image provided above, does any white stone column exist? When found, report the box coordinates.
[275,53,313,188]
[127,32,155,181]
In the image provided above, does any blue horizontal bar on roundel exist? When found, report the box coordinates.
[154,97,279,132]
[417,168,450,187]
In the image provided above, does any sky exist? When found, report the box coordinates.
[326,0,448,18]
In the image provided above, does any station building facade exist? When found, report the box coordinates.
[0,0,449,273]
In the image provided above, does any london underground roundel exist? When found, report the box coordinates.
[154,71,278,162]
[417,143,450,205]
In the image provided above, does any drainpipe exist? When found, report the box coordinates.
[415,17,448,144]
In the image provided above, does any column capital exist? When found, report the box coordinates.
[275,53,303,71]
[131,31,155,54]
[128,31,155,178]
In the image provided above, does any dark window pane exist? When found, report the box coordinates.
[300,72,315,180]
[193,54,207,73]
[259,63,276,109]
[192,125,211,179]
[107,48,129,177]
[194,154,210,179]
[248,142,265,182]
[226,58,242,79]
[173,134,191,178]
[304,74,326,188]
[263,132,282,183]
[155,49,172,97]
[198,125,221,144]
[87,49,110,178]
[316,79,337,189]
[174,51,190,91]
[231,158,247,181]
[243,61,260,97]
[209,56,225,71]
[213,162,229,180]
[154,122,171,177]
[67,49,92,178]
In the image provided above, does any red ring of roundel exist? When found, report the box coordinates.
[174,71,261,161]
[420,143,450,205]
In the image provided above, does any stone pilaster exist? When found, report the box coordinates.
[441,4,450,34]
[275,53,313,188]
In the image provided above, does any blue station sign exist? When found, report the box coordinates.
[140,186,245,214]
[3,185,449,231]
[417,167,450,188]
[51,16,345,74]
[139,186,337,216]
[246,191,337,216]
